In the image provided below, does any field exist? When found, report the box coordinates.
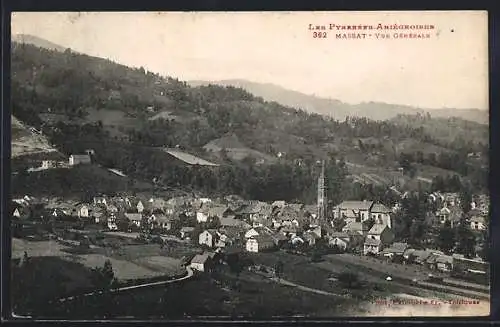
[11,165,151,198]
[76,254,167,280]
[11,115,59,158]
[12,238,71,259]
[35,267,356,319]
[12,235,190,285]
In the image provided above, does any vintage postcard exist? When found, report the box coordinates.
[9,11,489,319]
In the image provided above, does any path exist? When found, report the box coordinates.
[58,266,193,302]
[268,276,343,298]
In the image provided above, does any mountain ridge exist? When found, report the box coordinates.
[12,34,67,52]
[188,79,488,124]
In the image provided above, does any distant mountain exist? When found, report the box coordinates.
[188,79,488,124]
[12,34,67,52]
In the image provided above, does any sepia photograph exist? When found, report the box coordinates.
[9,11,490,319]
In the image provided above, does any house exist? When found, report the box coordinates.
[244,226,273,239]
[220,216,251,229]
[214,231,233,248]
[435,206,462,227]
[338,209,360,225]
[76,204,90,218]
[469,210,487,230]
[106,204,119,214]
[107,214,118,231]
[13,207,21,218]
[435,255,454,272]
[41,160,56,169]
[303,231,320,246]
[136,200,145,213]
[291,235,305,246]
[148,198,167,211]
[272,200,286,209]
[190,252,213,272]
[279,225,298,238]
[364,238,382,255]
[246,235,276,253]
[68,154,91,166]
[196,205,211,223]
[333,200,374,221]
[366,224,394,245]
[342,221,368,236]
[271,233,289,247]
[125,212,143,227]
[12,202,31,220]
[370,203,392,228]
[93,196,107,206]
[307,225,322,238]
[409,250,432,265]
[150,213,172,230]
[381,242,409,260]
[180,226,195,239]
[328,232,351,251]
[199,229,218,248]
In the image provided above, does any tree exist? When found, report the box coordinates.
[460,186,473,214]
[274,260,284,281]
[455,215,476,258]
[437,220,455,254]
[90,259,116,290]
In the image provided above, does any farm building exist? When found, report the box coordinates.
[381,242,409,261]
[68,154,91,166]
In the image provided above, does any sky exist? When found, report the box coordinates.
[11,11,488,110]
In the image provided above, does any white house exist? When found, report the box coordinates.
[196,210,209,223]
[107,214,118,231]
[125,212,143,227]
[246,235,275,253]
[190,253,212,272]
[366,224,394,244]
[370,203,392,228]
[93,197,107,206]
[470,215,487,231]
[136,201,145,213]
[244,226,272,239]
[199,229,218,248]
[364,238,382,255]
[77,204,89,218]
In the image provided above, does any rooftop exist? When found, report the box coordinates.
[371,203,391,213]
[163,149,219,166]
[368,224,388,235]
[336,200,374,211]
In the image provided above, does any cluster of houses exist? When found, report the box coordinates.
[26,151,95,173]
[429,192,488,230]
[12,190,489,265]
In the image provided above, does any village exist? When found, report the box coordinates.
[11,151,490,313]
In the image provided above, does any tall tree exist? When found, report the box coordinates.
[455,215,476,258]
[437,220,455,254]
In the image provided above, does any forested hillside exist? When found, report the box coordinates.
[11,42,488,203]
